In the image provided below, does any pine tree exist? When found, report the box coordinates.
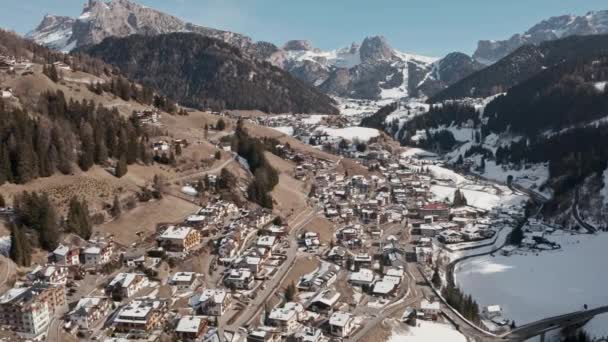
[66,196,92,239]
[115,154,128,178]
[111,195,121,218]
[216,118,226,131]
[9,225,31,267]
[432,267,442,289]
[127,134,138,164]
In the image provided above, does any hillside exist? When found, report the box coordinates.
[80,33,338,114]
[430,34,608,103]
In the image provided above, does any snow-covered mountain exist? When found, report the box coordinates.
[27,0,266,56]
[27,0,482,101]
[27,15,75,51]
[474,10,608,64]
[275,36,483,101]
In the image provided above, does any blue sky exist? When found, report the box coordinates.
[2,0,606,56]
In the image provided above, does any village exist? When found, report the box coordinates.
[0,91,560,342]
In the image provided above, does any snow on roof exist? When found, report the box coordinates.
[0,288,28,304]
[311,290,340,307]
[372,280,395,294]
[268,302,303,321]
[171,272,195,283]
[109,273,142,288]
[256,235,276,247]
[421,299,441,311]
[84,246,101,255]
[486,305,502,313]
[53,244,69,256]
[329,312,353,327]
[160,226,192,240]
[115,300,161,322]
[175,315,204,333]
[348,268,374,283]
[199,289,227,304]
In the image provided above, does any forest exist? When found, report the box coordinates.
[0,90,150,185]
[81,32,339,114]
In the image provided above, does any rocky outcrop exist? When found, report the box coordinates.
[360,36,394,63]
[283,40,314,51]
[474,10,608,64]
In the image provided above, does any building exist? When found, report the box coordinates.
[175,315,208,341]
[169,272,199,292]
[113,300,165,333]
[106,273,147,299]
[247,329,281,342]
[483,305,503,319]
[267,302,304,333]
[0,284,66,338]
[28,265,68,285]
[224,269,254,290]
[83,243,113,266]
[348,268,375,289]
[420,300,441,318]
[157,226,201,253]
[308,290,340,313]
[419,203,450,220]
[328,312,356,338]
[195,289,230,316]
[295,327,323,342]
[69,296,112,330]
[52,244,80,265]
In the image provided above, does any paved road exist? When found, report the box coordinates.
[224,206,317,331]
[572,188,597,233]
[348,264,423,342]
[503,306,608,341]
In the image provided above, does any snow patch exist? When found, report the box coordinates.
[388,320,466,342]
[317,126,380,142]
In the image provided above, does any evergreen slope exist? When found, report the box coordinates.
[81,33,339,114]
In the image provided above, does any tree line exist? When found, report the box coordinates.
[0,90,151,185]
[10,191,93,266]
[232,120,279,209]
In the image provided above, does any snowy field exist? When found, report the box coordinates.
[270,126,294,136]
[316,126,380,142]
[455,231,608,339]
[430,184,527,211]
[388,320,466,342]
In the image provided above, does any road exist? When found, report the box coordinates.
[503,306,608,341]
[0,255,15,289]
[572,187,597,233]
[170,153,237,183]
[223,206,318,331]
[348,263,423,342]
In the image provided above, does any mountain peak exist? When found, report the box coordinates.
[474,10,608,64]
[360,35,393,63]
[283,40,314,51]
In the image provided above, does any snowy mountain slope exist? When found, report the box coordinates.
[27,15,75,52]
[474,10,608,64]
[27,0,268,57]
[280,36,482,101]
[28,1,482,102]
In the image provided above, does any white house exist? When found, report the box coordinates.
[106,273,147,299]
[328,312,356,337]
[267,302,304,333]
[195,289,230,316]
